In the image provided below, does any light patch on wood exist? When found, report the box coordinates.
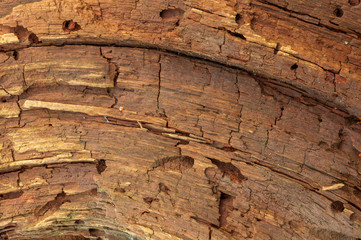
[0,102,20,118]
[24,62,114,88]
[321,183,344,191]
[0,89,11,97]
[28,177,47,186]
[22,100,166,125]
[162,133,210,143]
[279,45,299,55]
[0,33,19,44]
[0,153,95,173]
[9,125,85,153]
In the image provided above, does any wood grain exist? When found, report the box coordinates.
[0,1,360,239]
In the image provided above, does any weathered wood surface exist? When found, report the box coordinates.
[0,0,360,240]
[0,0,360,116]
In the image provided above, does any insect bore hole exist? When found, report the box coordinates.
[331,200,344,213]
[334,8,344,18]
[348,0,360,6]
[13,50,18,60]
[235,13,242,25]
[62,20,81,32]
[290,63,298,70]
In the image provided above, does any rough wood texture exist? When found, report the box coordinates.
[0,0,360,240]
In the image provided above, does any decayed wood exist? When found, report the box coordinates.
[0,0,360,240]
[0,0,360,116]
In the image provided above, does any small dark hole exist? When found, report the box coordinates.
[235,13,242,25]
[75,219,84,224]
[89,228,105,237]
[115,187,126,193]
[318,117,323,122]
[90,188,98,196]
[290,63,298,70]
[2,99,7,103]
[13,50,18,60]
[349,0,360,6]
[228,31,246,40]
[143,197,154,204]
[96,159,107,174]
[318,141,328,148]
[334,8,344,17]
[48,124,53,127]
[160,8,184,19]
[28,33,40,44]
[62,20,81,32]
[331,200,344,212]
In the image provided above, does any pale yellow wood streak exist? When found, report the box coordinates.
[22,100,166,125]
[0,33,19,44]
[321,183,345,191]
[0,152,95,173]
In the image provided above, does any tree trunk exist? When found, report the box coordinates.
[0,0,361,239]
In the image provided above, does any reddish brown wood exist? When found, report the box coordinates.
[0,0,360,239]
